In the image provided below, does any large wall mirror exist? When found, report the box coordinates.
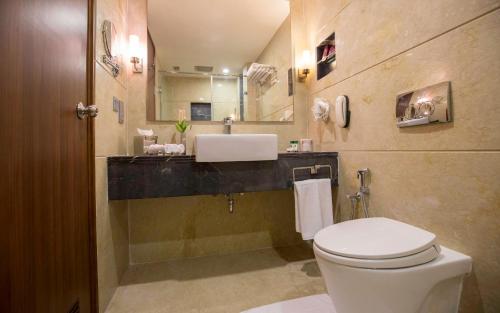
[147,0,294,122]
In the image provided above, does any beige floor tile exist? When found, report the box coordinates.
[105,245,326,313]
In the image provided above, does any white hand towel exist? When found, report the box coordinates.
[294,179,333,240]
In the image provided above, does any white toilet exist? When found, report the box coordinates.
[313,217,472,313]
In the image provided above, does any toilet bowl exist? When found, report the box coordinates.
[313,217,472,313]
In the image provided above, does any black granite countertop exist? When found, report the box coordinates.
[107,152,338,200]
[107,152,338,162]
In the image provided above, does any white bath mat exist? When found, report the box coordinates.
[241,294,335,313]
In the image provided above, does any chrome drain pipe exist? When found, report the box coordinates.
[226,193,235,213]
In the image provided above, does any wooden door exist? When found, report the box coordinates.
[0,0,97,312]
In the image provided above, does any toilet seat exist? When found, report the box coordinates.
[313,217,440,269]
[314,243,440,269]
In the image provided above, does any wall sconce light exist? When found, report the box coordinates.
[297,50,312,82]
[129,35,143,73]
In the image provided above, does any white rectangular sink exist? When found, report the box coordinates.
[195,134,278,162]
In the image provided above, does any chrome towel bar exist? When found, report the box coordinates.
[292,164,333,183]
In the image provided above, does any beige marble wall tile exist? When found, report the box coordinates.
[128,191,303,264]
[212,78,238,102]
[158,76,212,121]
[304,0,351,42]
[164,76,212,103]
[260,104,295,122]
[307,0,500,94]
[94,0,129,157]
[210,77,239,121]
[95,64,128,156]
[95,157,129,313]
[94,1,130,311]
[309,11,500,151]
[157,75,239,123]
[336,151,500,312]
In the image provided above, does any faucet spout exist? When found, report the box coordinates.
[223,116,233,134]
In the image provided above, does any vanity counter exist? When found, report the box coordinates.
[107,152,338,200]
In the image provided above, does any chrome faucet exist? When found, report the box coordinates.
[347,168,370,218]
[223,116,233,134]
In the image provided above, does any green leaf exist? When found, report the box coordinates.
[175,119,190,133]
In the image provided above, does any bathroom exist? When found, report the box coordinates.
[2,0,500,312]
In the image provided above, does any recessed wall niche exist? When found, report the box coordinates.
[316,32,336,80]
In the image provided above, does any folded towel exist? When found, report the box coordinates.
[294,179,333,240]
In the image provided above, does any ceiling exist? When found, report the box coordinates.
[147,0,290,75]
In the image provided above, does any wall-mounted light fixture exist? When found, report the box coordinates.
[129,35,143,73]
[297,50,312,82]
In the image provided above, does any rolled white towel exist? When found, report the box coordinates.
[247,63,259,79]
[146,144,165,155]
[164,144,185,154]
[177,144,185,154]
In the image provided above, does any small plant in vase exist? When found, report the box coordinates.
[175,119,191,154]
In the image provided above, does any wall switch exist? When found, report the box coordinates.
[113,96,120,112]
[113,96,124,124]
[118,100,124,124]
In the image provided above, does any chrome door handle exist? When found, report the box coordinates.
[76,102,98,119]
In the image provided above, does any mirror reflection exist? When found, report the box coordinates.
[147,0,294,122]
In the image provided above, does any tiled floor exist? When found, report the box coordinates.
[105,244,326,313]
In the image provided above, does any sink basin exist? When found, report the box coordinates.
[195,134,278,162]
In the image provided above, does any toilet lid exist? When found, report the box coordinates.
[314,217,437,260]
